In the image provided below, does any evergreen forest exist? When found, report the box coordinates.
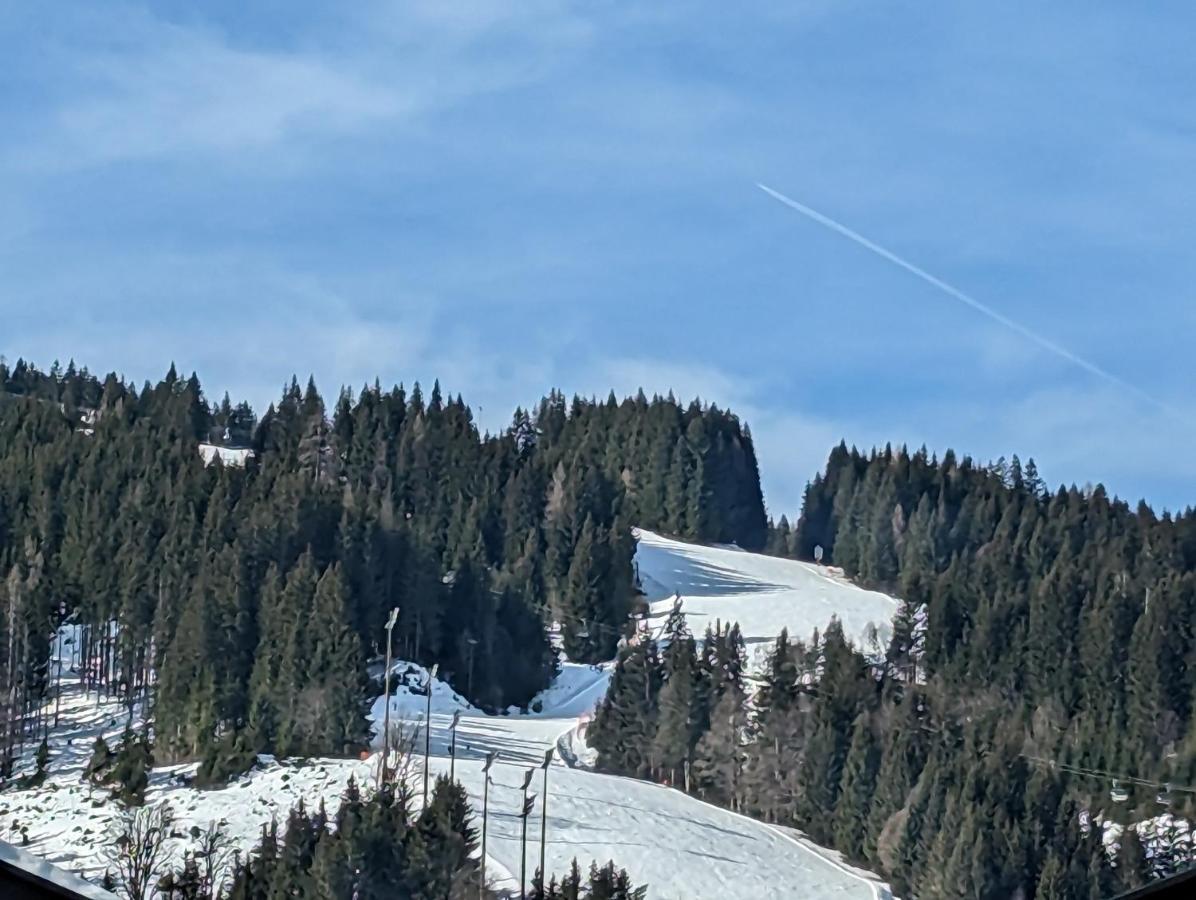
[0,357,764,771]
[4,357,1196,898]
[108,773,643,899]
[215,776,644,900]
[593,442,1196,898]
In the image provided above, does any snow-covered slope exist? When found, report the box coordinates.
[4,533,900,899]
[26,641,1190,900]
[3,659,888,899]
[635,529,900,662]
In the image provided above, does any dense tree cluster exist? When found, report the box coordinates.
[86,725,155,805]
[790,443,1196,791]
[220,776,481,900]
[596,443,1196,898]
[596,613,1192,898]
[531,860,648,900]
[590,603,747,796]
[202,775,645,900]
[13,351,1196,897]
[0,358,765,771]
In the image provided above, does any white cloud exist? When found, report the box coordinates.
[583,354,1196,515]
[56,35,401,162]
[393,0,592,42]
[15,2,595,169]
[983,385,1196,500]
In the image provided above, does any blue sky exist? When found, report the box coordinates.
[2,1,1194,514]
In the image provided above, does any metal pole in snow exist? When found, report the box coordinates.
[539,747,553,892]
[449,710,461,782]
[519,768,535,899]
[480,751,497,900]
[381,607,399,787]
[423,663,439,805]
[465,632,479,698]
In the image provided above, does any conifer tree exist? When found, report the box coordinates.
[651,611,699,787]
[591,638,661,777]
[833,713,880,859]
[692,683,747,809]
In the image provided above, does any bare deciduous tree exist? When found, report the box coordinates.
[194,819,235,898]
[375,717,420,790]
[105,801,174,900]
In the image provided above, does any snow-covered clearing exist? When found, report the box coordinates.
[198,443,253,467]
[3,533,898,899]
[635,528,899,665]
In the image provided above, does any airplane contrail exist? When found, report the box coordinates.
[756,182,1177,419]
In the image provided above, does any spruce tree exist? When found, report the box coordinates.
[833,713,880,859]
[591,638,661,777]
[692,683,747,809]
[651,610,699,787]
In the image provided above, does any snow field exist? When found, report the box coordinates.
[635,529,899,664]
[375,658,886,899]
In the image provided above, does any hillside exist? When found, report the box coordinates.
[4,567,894,900]
[5,360,1196,897]
[635,528,898,663]
[594,446,1196,898]
[0,361,771,796]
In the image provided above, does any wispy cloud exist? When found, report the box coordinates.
[55,37,400,163]
[12,1,594,169]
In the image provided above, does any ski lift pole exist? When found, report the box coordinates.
[449,710,461,782]
[539,748,554,892]
[480,751,498,900]
[381,606,399,788]
[423,663,439,806]
[520,767,535,899]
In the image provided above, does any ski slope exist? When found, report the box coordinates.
[369,661,886,898]
[3,534,899,899]
[3,662,888,899]
[635,529,900,663]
